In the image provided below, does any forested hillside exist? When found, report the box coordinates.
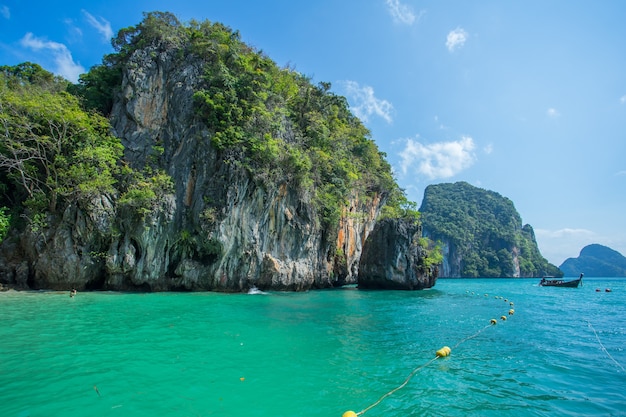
[419,182,561,278]
[560,244,626,277]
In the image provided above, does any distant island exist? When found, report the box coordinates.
[419,182,561,278]
[559,244,626,277]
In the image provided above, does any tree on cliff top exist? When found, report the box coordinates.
[0,63,123,215]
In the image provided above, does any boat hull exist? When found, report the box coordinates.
[539,274,583,288]
[540,279,581,287]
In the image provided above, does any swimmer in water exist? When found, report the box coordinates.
[70,288,77,297]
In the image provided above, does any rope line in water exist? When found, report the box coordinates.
[587,320,626,373]
[451,324,492,350]
[356,356,438,416]
[346,295,514,417]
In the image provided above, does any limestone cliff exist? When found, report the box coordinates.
[0,14,424,292]
[419,182,561,278]
[359,218,437,290]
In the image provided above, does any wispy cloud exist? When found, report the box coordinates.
[483,143,494,154]
[534,227,596,265]
[535,228,594,239]
[446,27,468,52]
[20,33,84,82]
[385,0,424,25]
[82,10,113,42]
[547,107,560,118]
[400,135,476,179]
[342,80,393,123]
[434,115,449,130]
[64,18,84,42]
[1,5,9,19]
[620,95,626,104]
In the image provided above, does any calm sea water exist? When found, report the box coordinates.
[1,278,625,417]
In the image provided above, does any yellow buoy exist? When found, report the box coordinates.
[343,411,358,417]
[436,346,451,357]
[509,309,515,315]
[490,318,497,325]
[500,315,507,321]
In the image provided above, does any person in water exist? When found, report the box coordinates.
[70,288,77,297]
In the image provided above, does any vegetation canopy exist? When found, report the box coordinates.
[420,182,560,277]
[0,62,173,232]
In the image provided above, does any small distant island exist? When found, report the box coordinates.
[560,244,626,277]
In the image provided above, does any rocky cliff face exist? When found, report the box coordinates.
[359,218,437,290]
[0,42,384,292]
[0,14,440,292]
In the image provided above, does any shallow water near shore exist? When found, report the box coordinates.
[1,278,625,416]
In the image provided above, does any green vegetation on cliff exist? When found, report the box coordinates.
[560,244,626,277]
[72,12,399,231]
[419,182,561,278]
[1,63,122,216]
[0,62,177,232]
[1,12,411,245]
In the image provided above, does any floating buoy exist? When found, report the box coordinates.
[342,411,358,417]
[500,315,507,321]
[436,346,451,357]
[509,309,515,315]
[606,289,612,292]
[509,302,514,306]
[490,318,497,325]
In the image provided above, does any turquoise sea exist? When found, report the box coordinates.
[1,278,625,417]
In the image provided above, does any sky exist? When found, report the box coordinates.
[1,0,625,267]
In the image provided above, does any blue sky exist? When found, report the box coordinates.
[1,0,625,266]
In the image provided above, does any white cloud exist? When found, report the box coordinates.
[342,80,393,123]
[534,227,596,265]
[446,27,468,52]
[1,5,9,19]
[535,228,594,239]
[547,107,560,118]
[483,143,494,154]
[385,0,422,25]
[82,10,113,42]
[20,33,85,82]
[620,95,626,104]
[400,135,476,179]
[64,18,84,42]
